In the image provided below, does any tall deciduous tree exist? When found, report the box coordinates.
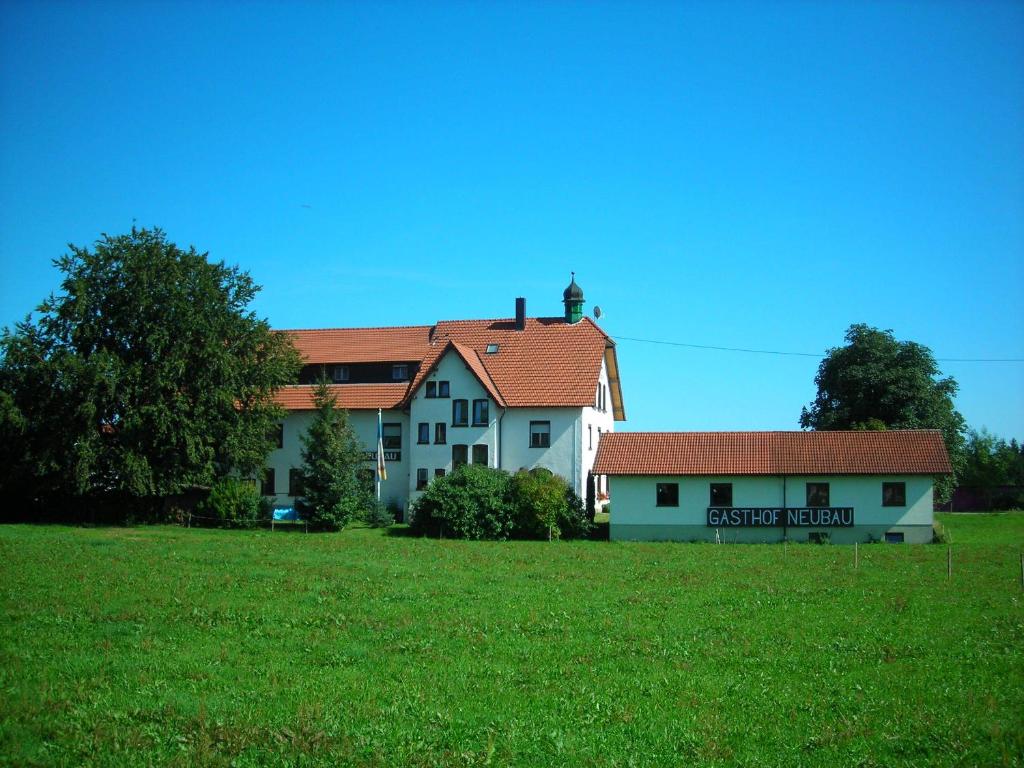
[0,227,301,513]
[295,379,370,530]
[800,323,965,502]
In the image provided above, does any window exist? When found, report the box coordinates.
[425,381,437,398]
[416,468,428,490]
[656,483,679,507]
[588,424,593,450]
[452,399,468,426]
[710,483,733,507]
[485,343,499,354]
[332,365,349,383]
[434,468,445,478]
[392,364,409,381]
[452,444,468,467]
[806,482,830,507]
[529,421,550,448]
[882,482,906,507]
[434,423,446,444]
[885,531,905,544]
[472,399,489,426]
[269,424,283,449]
[288,468,303,497]
[261,468,275,496]
[417,423,429,444]
[603,385,608,412]
[438,381,450,398]
[383,423,401,450]
[472,444,488,465]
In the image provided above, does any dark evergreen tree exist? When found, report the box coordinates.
[295,379,370,529]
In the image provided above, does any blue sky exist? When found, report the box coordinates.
[2,1,1022,440]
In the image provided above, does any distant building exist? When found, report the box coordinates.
[593,430,951,543]
[264,276,625,517]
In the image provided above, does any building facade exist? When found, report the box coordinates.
[263,278,625,517]
[593,431,951,543]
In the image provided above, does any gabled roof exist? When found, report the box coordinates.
[274,383,407,411]
[283,326,433,364]
[593,430,951,476]
[275,315,625,417]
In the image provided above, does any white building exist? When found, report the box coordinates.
[593,430,951,543]
[263,277,626,518]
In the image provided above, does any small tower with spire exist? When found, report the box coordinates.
[563,272,584,324]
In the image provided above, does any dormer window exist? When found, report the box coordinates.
[392,364,409,381]
[485,343,499,354]
[426,381,437,398]
[332,365,349,383]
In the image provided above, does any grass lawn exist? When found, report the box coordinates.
[1,515,1022,767]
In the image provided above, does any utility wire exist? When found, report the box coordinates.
[610,335,1024,363]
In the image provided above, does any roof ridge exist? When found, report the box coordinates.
[276,324,435,333]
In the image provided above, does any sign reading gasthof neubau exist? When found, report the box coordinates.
[707,507,855,527]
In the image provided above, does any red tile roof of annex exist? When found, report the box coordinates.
[592,430,952,476]
[274,384,408,411]
[274,316,622,414]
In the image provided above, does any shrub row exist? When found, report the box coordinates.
[410,465,591,540]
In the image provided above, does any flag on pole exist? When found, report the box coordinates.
[376,408,387,482]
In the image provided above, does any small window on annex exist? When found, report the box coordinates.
[434,423,447,444]
[806,482,830,507]
[416,468,428,491]
[425,381,437,398]
[884,531,905,544]
[332,365,349,383]
[656,483,679,507]
[472,399,489,426]
[452,444,468,467]
[452,399,469,427]
[438,381,450,398]
[882,482,906,507]
[417,423,430,444]
[382,423,401,450]
[392,364,409,381]
[472,444,488,465]
[261,468,276,496]
[710,483,733,507]
[529,421,551,448]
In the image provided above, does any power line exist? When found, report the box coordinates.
[610,335,1024,363]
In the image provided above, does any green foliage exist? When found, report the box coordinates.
[800,324,966,502]
[363,499,395,528]
[0,227,301,512]
[411,465,590,540]
[196,478,269,527]
[959,428,1024,509]
[510,467,592,540]
[2,517,1023,766]
[410,464,515,539]
[295,379,370,529]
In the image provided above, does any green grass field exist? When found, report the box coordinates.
[2,514,1022,767]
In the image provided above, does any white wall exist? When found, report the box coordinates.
[609,474,935,542]
[581,357,616,497]
[266,408,409,510]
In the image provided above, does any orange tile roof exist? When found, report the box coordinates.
[281,326,433,364]
[593,430,951,476]
[274,384,407,411]
[275,315,625,417]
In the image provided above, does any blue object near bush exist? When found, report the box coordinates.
[272,507,301,521]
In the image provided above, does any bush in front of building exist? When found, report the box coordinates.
[195,478,270,527]
[410,465,590,541]
[363,500,395,528]
[411,464,516,540]
[510,468,592,540]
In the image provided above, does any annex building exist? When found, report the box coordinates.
[593,430,952,543]
[264,277,625,518]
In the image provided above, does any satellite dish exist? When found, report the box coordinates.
[593,306,602,319]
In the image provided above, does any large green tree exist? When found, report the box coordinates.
[0,227,301,513]
[800,323,965,502]
[295,379,370,529]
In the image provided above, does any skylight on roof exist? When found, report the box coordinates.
[485,343,499,354]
